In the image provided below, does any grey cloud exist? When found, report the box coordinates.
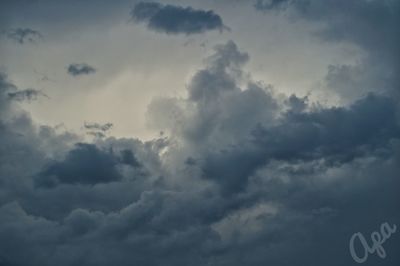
[147,40,400,196]
[84,122,113,139]
[188,41,249,102]
[120,149,141,167]
[145,41,399,265]
[8,88,49,102]
[147,41,277,147]
[67,63,96,76]
[199,92,399,194]
[0,72,16,114]
[1,74,48,103]
[35,143,142,187]
[1,39,399,266]
[1,28,43,44]
[324,62,397,103]
[254,0,400,102]
[254,93,400,162]
[0,72,81,214]
[0,0,131,31]
[0,72,16,90]
[215,158,400,266]
[131,1,226,35]
[1,154,399,266]
[254,0,290,11]
[285,94,308,113]
[84,122,113,132]
[86,131,107,138]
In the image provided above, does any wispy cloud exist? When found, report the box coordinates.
[8,88,49,102]
[84,122,113,139]
[2,28,43,44]
[84,122,113,132]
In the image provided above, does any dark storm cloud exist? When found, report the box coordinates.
[254,93,400,162]
[206,93,399,193]
[35,143,143,187]
[131,1,226,35]
[1,28,43,44]
[1,36,400,266]
[8,88,49,102]
[120,149,141,167]
[67,63,96,76]
[148,41,400,195]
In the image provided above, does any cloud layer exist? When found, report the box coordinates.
[0,1,399,265]
[1,38,399,265]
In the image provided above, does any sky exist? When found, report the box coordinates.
[0,0,399,265]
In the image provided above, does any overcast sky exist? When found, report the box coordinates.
[0,0,399,265]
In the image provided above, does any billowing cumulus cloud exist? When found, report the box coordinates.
[1,33,400,265]
[131,1,226,35]
[67,63,96,76]
[148,41,400,195]
[0,39,399,265]
[1,28,43,44]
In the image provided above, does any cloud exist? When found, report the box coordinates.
[254,0,400,102]
[147,41,400,196]
[0,72,16,114]
[84,122,113,139]
[0,38,399,266]
[131,1,226,35]
[254,0,290,11]
[1,28,43,44]
[1,74,48,103]
[7,89,49,102]
[84,122,113,132]
[34,143,142,187]
[0,0,131,32]
[85,131,106,138]
[188,41,249,102]
[67,63,96,76]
